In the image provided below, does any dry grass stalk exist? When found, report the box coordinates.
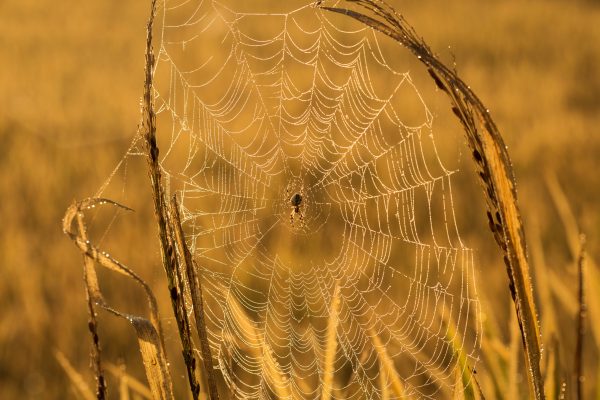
[165,203,201,398]
[138,0,204,397]
[322,1,544,397]
[574,235,586,400]
[63,198,174,400]
[170,195,220,399]
[76,210,107,399]
[54,350,95,400]
[321,283,341,400]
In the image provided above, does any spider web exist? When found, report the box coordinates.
[130,0,481,398]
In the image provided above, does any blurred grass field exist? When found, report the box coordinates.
[1,0,599,398]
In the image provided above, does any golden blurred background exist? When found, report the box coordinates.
[1,0,599,398]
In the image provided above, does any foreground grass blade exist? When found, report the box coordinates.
[63,198,175,400]
[321,1,544,397]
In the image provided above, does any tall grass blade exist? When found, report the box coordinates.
[170,195,220,400]
[63,198,175,400]
[138,0,203,397]
[321,1,544,397]
[165,200,201,398]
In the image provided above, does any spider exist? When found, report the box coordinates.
[289,192,304,226]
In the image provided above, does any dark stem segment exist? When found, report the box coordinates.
[141,0,200,398]
[167,210,201,398]
[322,1,544,398]
[574,235,587,400]
[170,196,221,400]
[76,214,107,400]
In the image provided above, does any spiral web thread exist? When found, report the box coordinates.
[140,0,482,398]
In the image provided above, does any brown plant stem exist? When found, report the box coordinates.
[76,213,107,400]
[322,1,544,398]
[170,195,221,400]
[63,198,175,399]
[140,0,200,397]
